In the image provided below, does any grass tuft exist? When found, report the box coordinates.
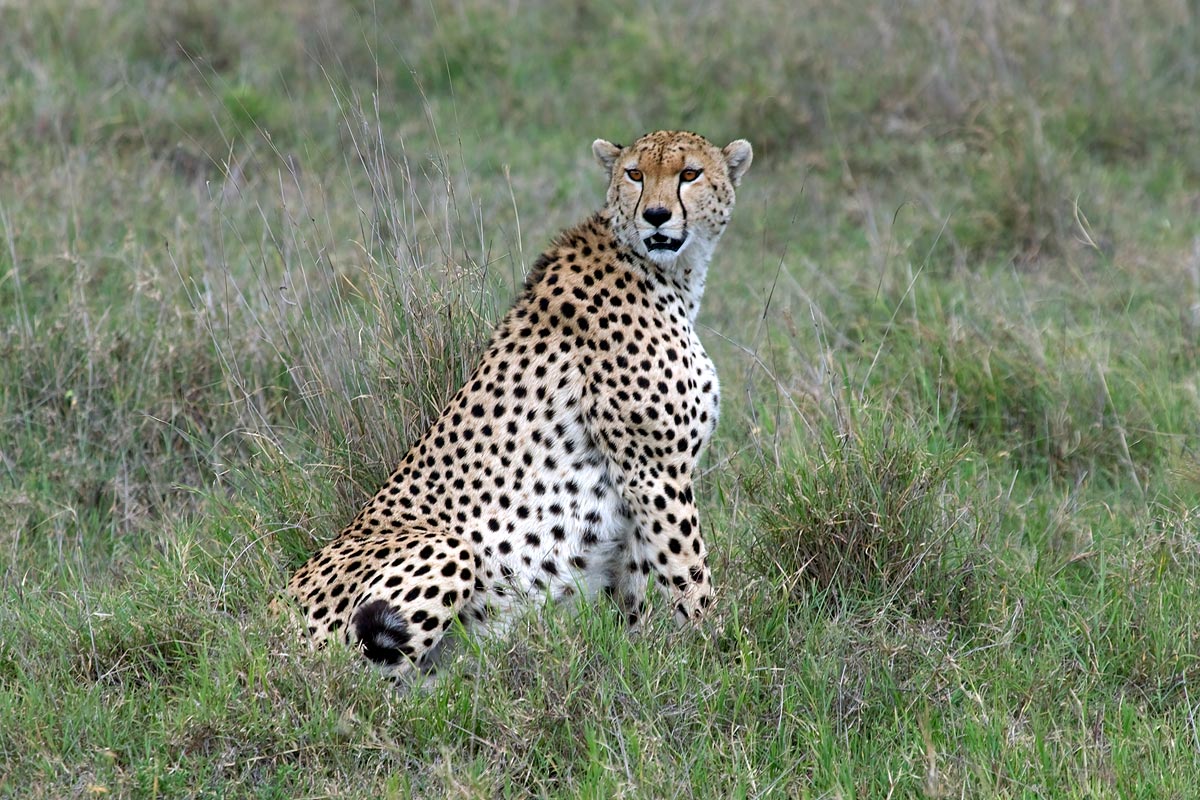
[754,400,989,625]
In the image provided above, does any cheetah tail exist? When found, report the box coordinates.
[351,599,414,668]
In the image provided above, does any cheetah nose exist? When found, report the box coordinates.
[642,206,671,227]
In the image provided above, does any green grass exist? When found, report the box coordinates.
[3,0,1200,796]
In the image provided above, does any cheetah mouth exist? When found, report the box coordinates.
[644,232,686,252]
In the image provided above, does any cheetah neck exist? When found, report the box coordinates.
[596,209,715,323]
[646,236,715,324]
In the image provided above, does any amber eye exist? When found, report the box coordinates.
[626,168,643,182]
[681,168,702,182]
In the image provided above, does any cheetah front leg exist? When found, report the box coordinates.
[623,469,713,626]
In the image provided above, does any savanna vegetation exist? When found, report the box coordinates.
[2,1,1199,796]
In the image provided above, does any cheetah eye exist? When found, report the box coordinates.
[626,168,643,182]
[680,168,702,182]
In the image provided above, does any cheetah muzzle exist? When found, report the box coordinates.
[282,130,753,680]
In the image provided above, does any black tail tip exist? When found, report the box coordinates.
[351,599,413,666]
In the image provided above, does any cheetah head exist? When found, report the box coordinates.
[592,130,752,267]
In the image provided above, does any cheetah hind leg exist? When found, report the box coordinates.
[338,529,477,682]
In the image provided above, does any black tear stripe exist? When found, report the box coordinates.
[677,173,688,226]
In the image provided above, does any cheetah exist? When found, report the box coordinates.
[283,130,753,677]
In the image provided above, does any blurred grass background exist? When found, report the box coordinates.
[2,0,1200,796]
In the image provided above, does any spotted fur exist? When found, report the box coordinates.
[284,130,753,677]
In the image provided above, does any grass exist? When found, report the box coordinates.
[3,0,1200,796]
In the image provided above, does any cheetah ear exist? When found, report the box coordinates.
[592,139,623,176]
[722,139,753,186]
